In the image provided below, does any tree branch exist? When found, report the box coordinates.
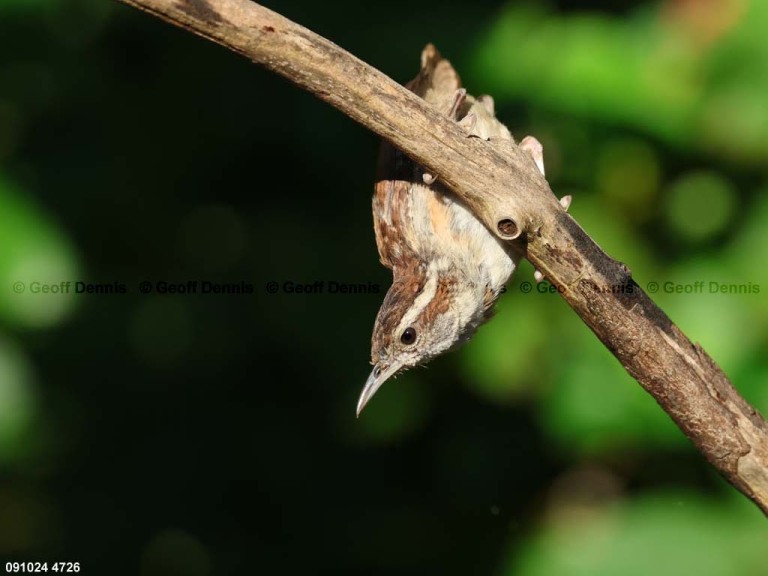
[116,0,768,514]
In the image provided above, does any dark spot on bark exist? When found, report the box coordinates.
[263,25,275,32]
[627,284,677,336]
[176,0,223,25]
[560,213,616,278]
[615,278,640,309]
[497,218,519,238]
[550,245,583,270]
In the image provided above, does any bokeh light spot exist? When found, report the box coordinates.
[0,335,36,464]
[664,171,736,241]
[0,178,79,329]
[596,139,659,220]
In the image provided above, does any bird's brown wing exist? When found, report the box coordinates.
[372,142,418,270]
[372,45,467,271]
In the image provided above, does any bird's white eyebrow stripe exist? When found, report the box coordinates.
[397,271,438,333]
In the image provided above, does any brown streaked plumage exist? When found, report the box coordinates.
[357,45,553,415]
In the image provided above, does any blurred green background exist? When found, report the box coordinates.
[1,0,767,574]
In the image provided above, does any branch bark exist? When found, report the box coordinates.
[116,0,768,514]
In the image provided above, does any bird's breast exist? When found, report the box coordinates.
[417,184,516,290]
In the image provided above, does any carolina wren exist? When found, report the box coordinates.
[356,46,566,415]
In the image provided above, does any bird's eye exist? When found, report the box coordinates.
[400,327,417,345]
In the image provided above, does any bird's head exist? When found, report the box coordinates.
[357,266,490,415]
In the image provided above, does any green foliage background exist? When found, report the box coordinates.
[0,0,766,574]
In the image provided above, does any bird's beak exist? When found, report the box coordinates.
[356,362,402,417]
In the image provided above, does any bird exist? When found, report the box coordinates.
[357,45,568,416]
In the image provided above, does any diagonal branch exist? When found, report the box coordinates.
[115,0,768,514]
